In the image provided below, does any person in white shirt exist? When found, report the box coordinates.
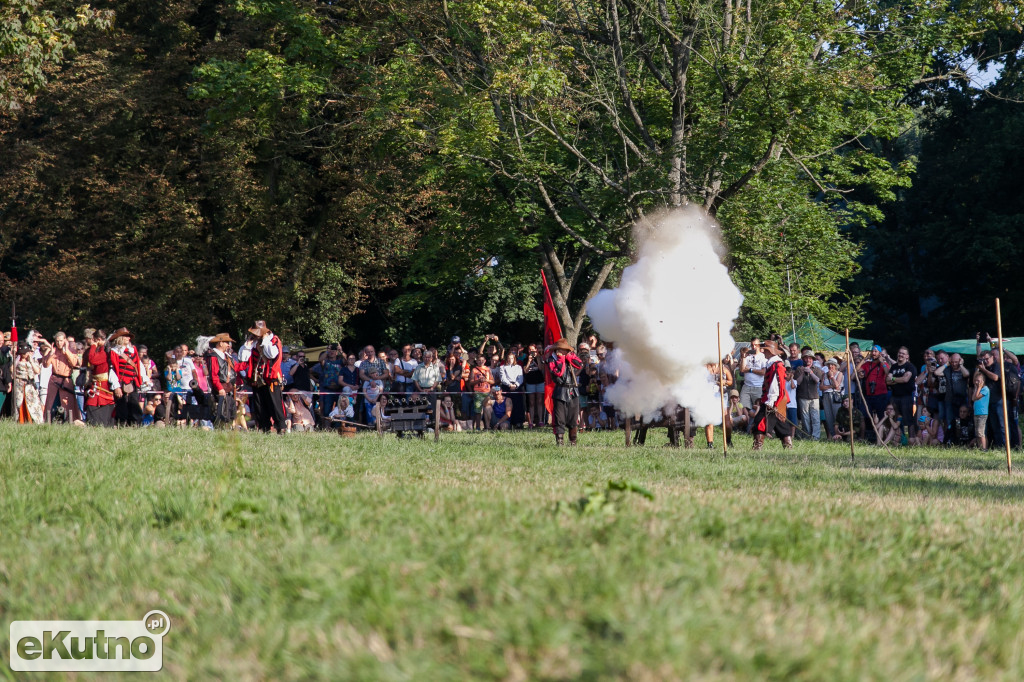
[739,338,768,428]
[393,344,419,393]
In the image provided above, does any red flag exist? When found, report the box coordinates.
[9,302,16,343]
[541,270,563,417]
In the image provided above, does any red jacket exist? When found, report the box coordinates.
[247,335,283,382]
[85,344,114,407]
[760,358,789,411]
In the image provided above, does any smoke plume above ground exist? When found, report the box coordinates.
[586,206,743,425]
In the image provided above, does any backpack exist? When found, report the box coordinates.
[1005,366,1021,400]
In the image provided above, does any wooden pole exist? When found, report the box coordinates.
[846,328,855,464]
[717,322,727,458]
[376,399,384,438]
[996,298,1012,474]
[624,416,632,447]
[434,395,441,442]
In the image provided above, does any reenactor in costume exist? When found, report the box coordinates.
[239,321,285,433]
[206,333,236,428]
[751,339,793,450]
[546,338,584,445]
[108,327,145,426]
[84,329,115,426]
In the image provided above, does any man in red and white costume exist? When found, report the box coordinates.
[238,320,285,433]
[108,327,145,426]
[752,339,793,450]
[83,329,115,426]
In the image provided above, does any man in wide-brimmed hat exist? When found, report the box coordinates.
[107,327,145,426]
[238,321,285,433]
[207,333,237,428]
[545,337,584,446]
[751,339,793,450]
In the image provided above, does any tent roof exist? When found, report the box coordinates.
[783,315,871,352]
[929,338,1024,356]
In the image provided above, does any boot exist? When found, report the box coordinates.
[555,434,565,446]
[752,433,764,450]
[782,436,793,449]
[568,428,578,445]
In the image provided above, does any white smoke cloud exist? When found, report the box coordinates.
[586,206,743,425]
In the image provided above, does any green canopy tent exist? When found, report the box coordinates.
[783,315,872,352]
[929,338,1024,356]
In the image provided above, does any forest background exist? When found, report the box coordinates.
[1,0,1022,351]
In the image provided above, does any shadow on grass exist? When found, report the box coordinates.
[852,472,1024,502]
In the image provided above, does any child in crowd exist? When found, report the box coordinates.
[973,372,989,451]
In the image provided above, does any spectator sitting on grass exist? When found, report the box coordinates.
[438,395,462,432]
[484,387,512,431]
[328,395,355,423]
[910,405,941,446]
[876,404,901,447]
[833,396,864,442]
[946,404,976,448]
[370,393,390,428]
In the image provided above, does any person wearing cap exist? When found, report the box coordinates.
[726,389,747,444]
[751,339,793,450]
[207,333,237,428]
[12,340,44,423]
[546,338,584,445]
[857,344,891,422]
[239,321,285,433]
[280,346,295,388]
[107,327,145,426]
[794,349,823,440]
[821,358,845,438]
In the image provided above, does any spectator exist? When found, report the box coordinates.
[312,345,343,415]
[840,342,866,417]
[946,404,976,448]
[393,344,419,393]
[339,354,359,394]
[937,351,970,428]
[786,369,798,433]
[369,393,389,428]
[726,389,747,444]
[13,341,44,423]
[437,394,462,432]
[910,405,941,446]
[280,346,295,387]
[876,404,901,447]
[412,349,442,392]
[821,358,845,439]
[886,347,916,439]
[523,343,545,428]
[973,371,990,451]
[794,349,822,440]
[833,395,864,441]
[917,348,938,419]
[586,404,609,431]
[739,338,767,430]
[328,395,355,424]
[484,387,512,430]
[975,339,1019,447]
[470,355,493,430]
[858,344,890,421]
[449,336,468,363]
[497,351,524,426]
[786,343,802,369]
[289,350,313,392]
[40,331,81,423]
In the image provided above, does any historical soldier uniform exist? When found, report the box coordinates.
[239,321,285,433]
[84,333,115,426]
[206,332,237,428]
[107,327,145,426]
[752,340,793,450]
[547,338,584,445]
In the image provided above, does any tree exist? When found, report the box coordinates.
[0,0,112,112]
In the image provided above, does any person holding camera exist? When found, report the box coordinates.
[857,344,891,422]
[886,347,917,440]
[523,344,545,428]
[239,320,285,433]
[40,331,82,424]
[739,338,768,429]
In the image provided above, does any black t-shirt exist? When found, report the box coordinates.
[291,363,312,392]
[889,362,916,397]
[948,417,975,446]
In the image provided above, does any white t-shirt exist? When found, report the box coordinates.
[743,352,767,388]
[394,358,418,384]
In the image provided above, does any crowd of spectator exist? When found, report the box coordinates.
[0,325,1018,449]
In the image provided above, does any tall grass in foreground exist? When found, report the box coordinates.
[2,422,1024,680]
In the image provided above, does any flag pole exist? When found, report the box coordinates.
[717,322,727,458]
[846,328,855,464]
[996,298,1012,474]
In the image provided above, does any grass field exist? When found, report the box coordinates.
[2,422,1024,680]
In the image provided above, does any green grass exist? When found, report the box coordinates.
[2,422,1024,680]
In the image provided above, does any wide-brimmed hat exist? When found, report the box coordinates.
[210,333,235,345]
[761,339,781,357]
[548,338,573,353]
[17,341,32,354]
[802,349,815,358]
[248,320,272,338]
[108,327,134,342]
